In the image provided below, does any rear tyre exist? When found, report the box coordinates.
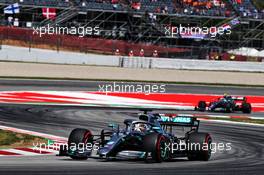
[68,128,93,160]
[241,102,251,114]
[198,101,206,112]
[187,132,212,161]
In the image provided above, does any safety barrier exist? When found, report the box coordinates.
[0,45,263,72]
[120,57,264,72]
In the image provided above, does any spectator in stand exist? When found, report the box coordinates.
[139,49,144,57]
[111,0,119,9]
[236,0,242,4]
[128,50,134,57]
[153,50,158,57]
[131,0,141,10]
[206,54,210,60]
[162,6,168,14]
[230,55,236,60]
[176,0,235,17]
[7,16,13,26]
[115,49,120,56]
[155,7,161,13]
[225,10,231,17]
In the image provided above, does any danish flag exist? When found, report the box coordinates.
[42,8,56,19]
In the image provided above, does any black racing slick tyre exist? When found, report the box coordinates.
[143,133,170,163]
[68,128,93,160]
[151,135,170,163]
[187,132,212,161]
[225,103,232,113]
[241,102,252,114]
[198,101,206,112]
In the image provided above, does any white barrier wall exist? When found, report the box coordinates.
[122,57,264,72]
[1,45,263,72]
[152,57,264,72]
[0,45,120,66]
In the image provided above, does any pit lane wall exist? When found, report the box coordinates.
[1,45,264,72]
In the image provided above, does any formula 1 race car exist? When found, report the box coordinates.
[195,95,252,113]
[59,113,212,162]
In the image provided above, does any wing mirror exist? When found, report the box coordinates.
[108,123,120,133]
[108,123,117,128]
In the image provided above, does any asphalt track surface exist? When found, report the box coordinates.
[0,79,263,175]
[0,78,264,95]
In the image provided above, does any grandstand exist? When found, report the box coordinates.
[0,0,263,60]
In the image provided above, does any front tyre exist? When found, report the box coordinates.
[198,101,206,112]
[143,133,170,163]
[151,135,170,163]
[225,103,233,113]
[68,128,93,160]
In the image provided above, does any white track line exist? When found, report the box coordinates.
[5,149,41,156]
[200,119,264,127]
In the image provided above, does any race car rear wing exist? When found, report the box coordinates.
[231,96,247,101]
[158,114,199,127]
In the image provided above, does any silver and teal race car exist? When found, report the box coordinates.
[59,113,212,162]
[195,95,252,113]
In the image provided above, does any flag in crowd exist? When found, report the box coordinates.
[221,23,231,31]
[42,8,56,19]
[229,17,240,26]
[4,3,20,14]
[131,2,141,10]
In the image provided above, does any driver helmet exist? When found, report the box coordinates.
[223,93,232,100]
[134,123,147,132]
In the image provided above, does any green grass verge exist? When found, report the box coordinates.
[0,129,48,149]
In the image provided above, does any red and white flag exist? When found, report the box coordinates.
[42,8,56,19]
[131,2,141,10]
[221,24,231,31]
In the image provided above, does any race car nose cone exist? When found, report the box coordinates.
[98,147,109,156]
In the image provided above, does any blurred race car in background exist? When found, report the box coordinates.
[59,113,212,162]
[195,95,252,113]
